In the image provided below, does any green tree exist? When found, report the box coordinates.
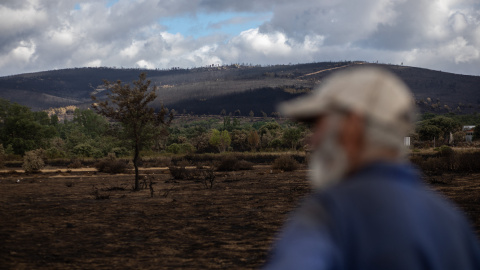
[247,130,260,151]
[283,127,302,150]
[452,130,466,144]
[72,143,92,157]
[417,125,442,141]
[72,109,109,138]
[230,129,249,152]
[92,73,173,191]
[421,116,460,144]
[209,129,231,152]
[0,100,57,155]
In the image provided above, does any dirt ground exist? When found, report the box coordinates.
[0,166,479,269]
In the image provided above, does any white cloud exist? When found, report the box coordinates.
[0,1,48,37]
[12,40,36,63]
[0,0,479,76]
[136,59,155,69]
[450,12,469,33]
[120,41,142,58]
[236,29,291,56]
[85,59,102,67]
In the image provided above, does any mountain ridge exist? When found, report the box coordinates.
[1,62,479,115]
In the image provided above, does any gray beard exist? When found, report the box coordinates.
[308,117,349,190]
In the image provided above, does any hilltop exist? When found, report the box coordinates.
[0,61,479,115]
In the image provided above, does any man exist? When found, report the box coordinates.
[264,67,480,270]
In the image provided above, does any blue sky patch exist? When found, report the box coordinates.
[106,0,119,8]
[159,11,272,38]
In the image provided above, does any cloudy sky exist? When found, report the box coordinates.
[1,0,479,77]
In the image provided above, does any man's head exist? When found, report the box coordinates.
[279,67,415,190]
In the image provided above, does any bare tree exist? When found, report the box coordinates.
[92,73,173,191]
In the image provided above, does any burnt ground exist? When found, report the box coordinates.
[0,166,479,269]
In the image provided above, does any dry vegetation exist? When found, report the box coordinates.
[0,153,479,269]
[0,164,310,269]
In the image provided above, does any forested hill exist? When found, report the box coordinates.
[1,61,479,115]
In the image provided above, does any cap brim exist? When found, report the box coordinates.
[278,94,329,122]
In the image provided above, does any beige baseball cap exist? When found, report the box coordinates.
[279,67,415,133]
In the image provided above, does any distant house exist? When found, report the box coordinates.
[463,125,475,142]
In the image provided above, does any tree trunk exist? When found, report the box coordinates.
[133,143,140,191]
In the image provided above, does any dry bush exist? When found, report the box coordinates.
[169,166,215,188]
[451,151,480,172]
[65,181,75,187]
[420,157,446,176]
[91,186,110,200]
[202,168,215,189]
[0,144,5,169]
[169,166,187,180]
[216,155,253,171]
[438,145,454,157]
[426,175,454,185]
[411,150,480,176]
[176,159,191,167]
[235,159,254,170]
[272,155,299,172]
[22,149,45,173]
[67,160,83,169]
[152,156,172,167]
[142,156,172,168]
[216,155,238,171]
[94,156,128,174]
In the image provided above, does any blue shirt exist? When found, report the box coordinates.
[264,162,480,270]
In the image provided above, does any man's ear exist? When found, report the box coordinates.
[339,112,365,164]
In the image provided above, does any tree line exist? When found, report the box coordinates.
[2,101,480,159]
[0,98,309,157]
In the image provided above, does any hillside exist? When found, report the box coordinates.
[0,62,479,115]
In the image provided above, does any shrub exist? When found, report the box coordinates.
[111,147,129,157]
[217,155,238,171]
[91,149,104,159]
[169,165,215,188]
[268,138,284,150]
[179,143,195,154]
[169,166,189,179]
[235,159,254,170]
[438,145,454,157]
[45,147,66,159]
[72,143,94,157]
[67,160,83,169]
[168,143,195,154]
[0,144,5,169]
[176,159,191,167]
[410,150,480,176]
[420,157,446,176]
[216,155,254,171]
[167,143,181,154]
[22,149,45,173]
[143,156,172,167]
[94,155,128,174]
[272,155,299,171]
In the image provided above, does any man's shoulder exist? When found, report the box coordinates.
[308,161,469,230]
[315,162,421,198]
